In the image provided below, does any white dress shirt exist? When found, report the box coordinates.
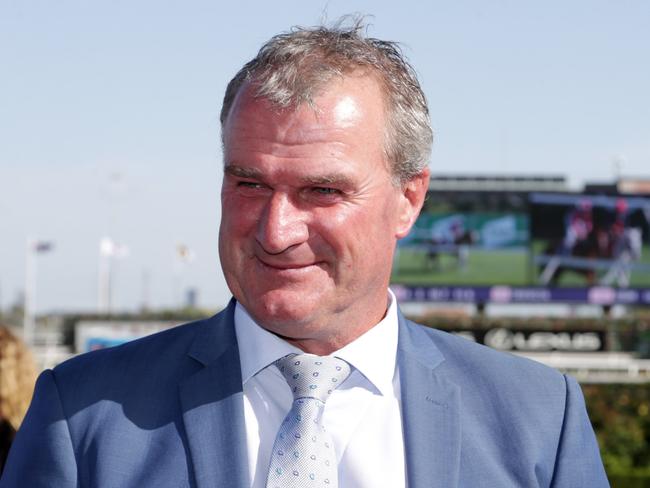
[234,291,407,488]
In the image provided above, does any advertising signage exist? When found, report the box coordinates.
[391,190,650,304]
[390,285,650,306]
[450,328,605,353]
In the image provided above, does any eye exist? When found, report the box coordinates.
[304,186,344,205]
[312,187,341,195]
[235,180,269,195]
[237,181,262,188]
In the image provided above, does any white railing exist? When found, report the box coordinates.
[517,351,650,383]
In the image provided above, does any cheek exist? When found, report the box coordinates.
[219,205,259,271]
[313,203,393,255]
[221,194,260,237]
[312,205,357,242]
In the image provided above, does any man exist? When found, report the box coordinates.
[2,21,608,487]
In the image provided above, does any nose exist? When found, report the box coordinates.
[256,192,309,254]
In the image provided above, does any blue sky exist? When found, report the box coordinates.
[1,1,649,313]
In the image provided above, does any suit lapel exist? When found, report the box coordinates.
[398,312,461,488]
[179,300,250,488]
[177,302,462,487]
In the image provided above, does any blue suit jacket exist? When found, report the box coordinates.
[1,301,608,487]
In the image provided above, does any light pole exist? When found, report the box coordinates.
[173,244,196,309]
[98,237,128,314]
[98,171,128,314]
[23,239,53,345]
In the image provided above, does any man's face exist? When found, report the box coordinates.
[219,75,427,353]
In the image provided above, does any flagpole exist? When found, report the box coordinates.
[172,254,181,309]
[98,252,108,313]
[98,238,112,314]
[23,238,36,346]
[106,254,113,314]
[98,237,128,314]
[174,244,196,309]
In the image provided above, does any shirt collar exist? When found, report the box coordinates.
[234,290,399,397]
[234,303,302,384]
[332,291,398,397]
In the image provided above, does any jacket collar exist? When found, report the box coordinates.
[180,300,462,488]
[397,308,461,488]
[187,298,239,367]
[180,299,250,488]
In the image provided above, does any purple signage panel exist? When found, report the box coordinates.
[390,285,650,305]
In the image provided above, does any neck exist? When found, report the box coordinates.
[273,301,390,355]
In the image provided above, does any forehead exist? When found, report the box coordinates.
[222,75,387,150]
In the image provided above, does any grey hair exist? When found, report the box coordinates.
[220,18,433,184]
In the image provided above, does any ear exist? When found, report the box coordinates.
[395,168,429,239]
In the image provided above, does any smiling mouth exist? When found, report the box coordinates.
[255,256,322,271]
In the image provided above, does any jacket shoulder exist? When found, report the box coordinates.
[49,307,236,409]
[404,318,567,393]
[55,316,208,377]
[402,319,607,487]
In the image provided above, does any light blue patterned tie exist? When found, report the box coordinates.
[266,353,351,488]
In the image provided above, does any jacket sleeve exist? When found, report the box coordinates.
[550,375,609,487]
[0,369,78,487]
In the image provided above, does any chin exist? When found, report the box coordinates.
[242,288,323,329]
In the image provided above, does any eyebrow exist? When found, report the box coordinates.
[224,164,354,187]
[224,165,263,179]
[301,174,354,187]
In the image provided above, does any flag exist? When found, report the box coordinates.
[176,244,196,263]
[100,237,129,258]
[32,241,54,253]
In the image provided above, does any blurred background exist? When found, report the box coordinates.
[1,1,649,485]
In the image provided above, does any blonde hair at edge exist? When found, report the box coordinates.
[0,326,37,430]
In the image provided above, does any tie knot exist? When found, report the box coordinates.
[275,353,350,403]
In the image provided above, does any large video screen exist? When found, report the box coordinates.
[530,193,650,288]
[392,210,530,286]
[392,190,650,298]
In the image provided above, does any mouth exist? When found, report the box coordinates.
[255,256,323,272]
